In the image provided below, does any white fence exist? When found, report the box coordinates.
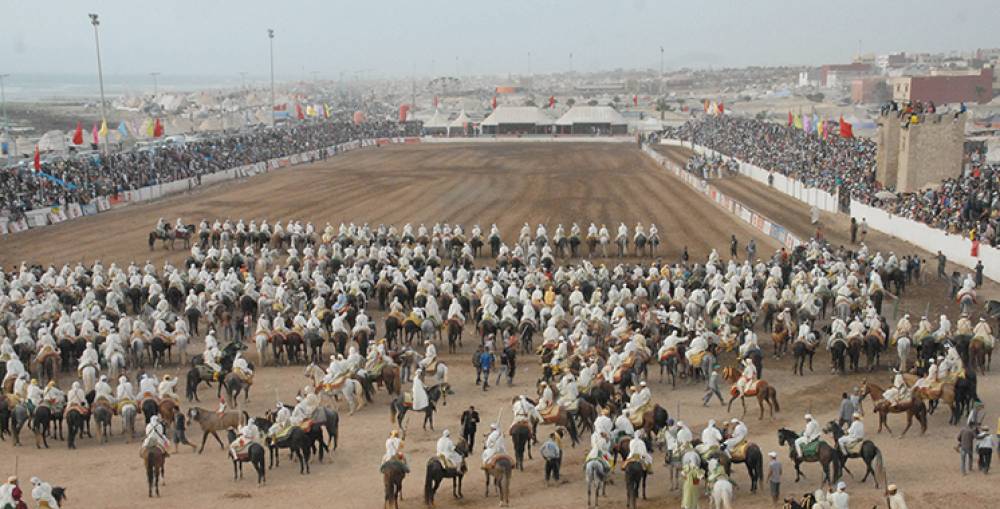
[659,138,840,213]
[850,200,998,281]
[421,135,636,144]
[0,138,383,236]
[643,145,803,250]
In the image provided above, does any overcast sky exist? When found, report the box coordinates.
[4,0,999,81]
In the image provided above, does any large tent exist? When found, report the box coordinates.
[448,110,472,137]
[480,106,553,135]
[422,109,451,135]
[554,105,627,135]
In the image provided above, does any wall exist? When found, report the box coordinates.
[851,200,999,281]
[421,135,634,144]
[658,138,840,213]
[897,113,965,192]
[875,117,900,185]
[643,145,802,250]
[909,67,994,105]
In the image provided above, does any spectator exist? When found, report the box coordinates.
[887,484,909,509]
[540,432,562,484]
[479,347,495,392]
[976,260,984,287]
[959,422,976,475]
[850,218,858,244]
[837,392,856,428]
[461,405,480,451]
[767,451,782,503]
[938,251,947,279]
[976,427,994,474]
[702,365,724,406]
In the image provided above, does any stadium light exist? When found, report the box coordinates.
[268,29,276,126]
[89,13,109,151]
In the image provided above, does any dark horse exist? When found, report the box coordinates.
[824,421,884,486]
[227,429,266,484]
[390,384,442,430]
[624,460,647,509]
[424,438,469,506]
[382,460,407,509]
[267,425,312,474]
[776,428,841,484]
[144,446,166,497]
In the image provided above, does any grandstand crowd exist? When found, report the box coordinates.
[665,114,999,245]
[1,120,420,219]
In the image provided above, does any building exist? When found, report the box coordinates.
[554,105,628,135]
[876,52,909,72]
[850,77,888,104]
[820,63,872,87]
[480,106,554,135]
[890,67,994,105]
[876,112,966,193]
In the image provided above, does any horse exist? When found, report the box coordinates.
[723,368,780,420]
[424,438,468,506]
[226,429,266,484]
[585,459,610,507]
[483,455,513,507]
[390,384,442,431]
[510,421,533,470]
[222,370,253,407]
[859,381,927,436]
[267,425,312,474]
[66,406,88,449]
[791,339,815,376]
[92,401,114,444]
[31,404,53,449]
[624,460,647,509]
[304,363,365,415]
[824,421,884,486]
[382,459,407,509]
[144,446,166,497]
[446,318,463,354]
[188,407,243,453]
[776,428,840,484]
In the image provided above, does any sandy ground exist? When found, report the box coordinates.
[1,143,995,509]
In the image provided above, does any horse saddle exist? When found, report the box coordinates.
[800,439,821,460]
[688,350,708,367]
[621,457,651,472]
[539,404,561,423]
[36,348,59,363]
[235,370,254,384]
[140,444,169,460]
[389,311,406,322]
[424,360,439,375]
[483,454,512,471]
[94,398,115,413]
[404,315,423,327]
[729,441,749,462]
[844,440,863,456]
[380,458,409,473]
[402,393,414,408]
[325,375,349,391]
[628,405,652,427]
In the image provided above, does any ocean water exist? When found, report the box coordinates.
[1,73,255,102]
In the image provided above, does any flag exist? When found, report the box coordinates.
[812,114,820,136]
[99,119,108,138]
[633,94,638,106]
[118,121,129,138]
[491,96,497,109]
[793,114,803,129]
[787,111,793,127]
[153,118,163,138]
[323,103,331,119]
[306,105,316,117]
[717,102,725,115]
[548,95,556,108]
[145,119,154,138]
[295,104,304,120]
[433,96,439,108]
[33,145,41,172]
[92,123,99,145]
[703,100,710,113]
[72,122,84,145]
[802,114,811,133]
[839,116,853,138]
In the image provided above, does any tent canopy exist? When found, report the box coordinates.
[554,105,627,126]
[481,106,553,127]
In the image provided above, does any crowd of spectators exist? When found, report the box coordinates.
[663,114,999,245]
[1,119,420,219]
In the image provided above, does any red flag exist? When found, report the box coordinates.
[633,94,638,106]
[787,111,793,126]
[717,102,724,114]
[33,145,41,172]
[72,122,84,145]
[548,96,556,108]
[433,96,439,108]
[839,116,853,138]
[295,104,304,120]
[491,96,497,109]
[153,118,164,138]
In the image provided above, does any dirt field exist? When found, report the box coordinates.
[1,143,994,509]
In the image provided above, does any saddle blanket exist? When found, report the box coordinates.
[539,404,561,423]
[659,347,678,361]
[273,420,314,440]
[140,444,169,460]
[729,441,748,462]
[483,454,512,470]
[627,404,652,427]
[800,439,821,459]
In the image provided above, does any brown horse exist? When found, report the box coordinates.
[188,407,244,453]
[143,446,166,497]
[771,322,791,358]
[382,460,407,509]
[484,455,513,507]
[860,381,927,436]
[969,337,993,373]
[723,367,780,420]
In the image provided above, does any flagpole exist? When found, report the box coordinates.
[268,29,276,127]
[0,73,11,162]
[89,13,109,154]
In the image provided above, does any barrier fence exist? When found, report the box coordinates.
[0,137,420,236]
[643,144,803,251]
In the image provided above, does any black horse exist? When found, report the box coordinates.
[390,384,442,430]
[227,429,266,484]
[824,421,883,487]
[267,426,312,474]
[424,438,469,506]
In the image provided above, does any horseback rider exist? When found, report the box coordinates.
[232,352,253,381]
[142,414,169,454]
[736,358,757,396]
[436,429,463,470]
[613,403,635,441]
[625,381,651,421]
[158,375,179,402]
[29,477,59,509]
[412,369,430,412]
[697,419,723,456]
[139,374,159,400]
[535,381,555,417]
[116,376,136,406]
[882,369,910,405]
[838,413,865,455]
[382,430,408,471]
[202,342,222,377]
[229,420,261,459]
[626,429,653,471]
[794,414,821,458]
[481,423,507,468]
[512,394,541,429]
[94,375,114,405]
[78,341,99,375]
[723,418,748,456]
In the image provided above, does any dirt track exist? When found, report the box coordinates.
[1,143,995,509]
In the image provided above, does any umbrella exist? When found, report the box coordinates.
[874,191,897,200]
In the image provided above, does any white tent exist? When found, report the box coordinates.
[38,130,68,152]
[448,110,471,136]
[480,106,553,134]
[423,109,451,133]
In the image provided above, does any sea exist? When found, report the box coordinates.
[2,73,254,102]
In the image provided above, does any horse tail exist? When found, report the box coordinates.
[242,410,250,426]
[389,401,397,425]
[873,447,886,487]
[423,463,435,505]
[770,387,780,413]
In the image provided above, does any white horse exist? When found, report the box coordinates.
[895,336,911,371]
[303,363,365,415]
[107,350,126,381]
[81,365,98,393]
[255,331,270,365]
[710,478,734,509]
[173,331,189,365]
[120,402,138,442]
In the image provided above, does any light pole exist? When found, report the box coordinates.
[0,73,12,161]
[268,28,276,126]
[150,72,160,96]
[89,13,109,151]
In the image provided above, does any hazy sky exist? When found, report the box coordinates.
[4,0,999,81]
